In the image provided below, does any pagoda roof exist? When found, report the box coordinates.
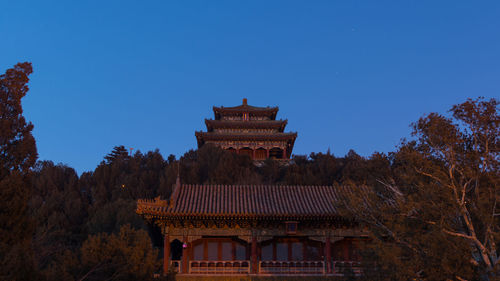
[137,184,368,220]
[205,119,288,132]
[213,99,279,119]
[195,132,297,147]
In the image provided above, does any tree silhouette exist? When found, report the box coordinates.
[0,62,38,280]
[343,97,499,280]
[104,145,130,164]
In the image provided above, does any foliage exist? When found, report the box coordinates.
[343,97,499,281]
[0,62,38,280]
[79,224,159,281]
[180,144,259,185]
[30,161,89,275]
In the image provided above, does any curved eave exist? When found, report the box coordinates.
[205,119,288,132]
[137,209,343,222]
[213,106,279,120]
[195,132,297,142]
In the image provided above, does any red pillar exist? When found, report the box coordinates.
[283,146,287,159]
[181,236,188,274]
[325,236,331,274]
[266,149,269,158]
[252,149,256,160]
[344,240,350,261]
[251,234,258,273]
[163,234,170,275]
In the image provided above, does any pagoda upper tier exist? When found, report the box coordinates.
[212,100,279,120]
[195,98,297,160]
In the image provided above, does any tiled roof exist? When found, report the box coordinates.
[195,132,297,141]
[213,101,279,120]
[213,104,278,113]
[205,119,288,132]
[137,184,364,220]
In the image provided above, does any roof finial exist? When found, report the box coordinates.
[243,98,247,105]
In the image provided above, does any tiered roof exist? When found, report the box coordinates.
[196,99,297,153]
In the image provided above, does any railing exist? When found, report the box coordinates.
[332,261,362,276]
[259,261,325,274]
[169,260,181,273]
[189,260,250,274]
[173,260,362,276]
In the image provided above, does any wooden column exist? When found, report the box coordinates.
[325,236,332,273]
[163,234,170,275]
[181,236,188,274]
[266,149,270,158]
[252,149,256,160]
[283,146,287,159]
[251,234,258,273]
[344,239,349,261]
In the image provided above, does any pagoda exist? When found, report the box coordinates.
[195,98,297,160]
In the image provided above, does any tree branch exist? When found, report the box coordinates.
[441,229,474,240]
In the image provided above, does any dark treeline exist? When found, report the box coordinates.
[28,143,391,280]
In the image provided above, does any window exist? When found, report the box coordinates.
[193,242,204,260]
[276,242,288,261]
[191,238,248,261]
[235,243,246,260]
[260,238,321,261]
[291,242,303,260]
[207,242,218,260]
[285,221,298,234]
[261,243,273,261]
[221,242,232,260]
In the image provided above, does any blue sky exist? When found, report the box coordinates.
[1,0,499,174]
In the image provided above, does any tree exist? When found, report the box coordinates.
[30,161,89,277]
[104,145,130,164]
[79,224,159,281]
[410,98,499,279]
[344,97,499,280]
[0,62,38,280]
[180,144,259,185]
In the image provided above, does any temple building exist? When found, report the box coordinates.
[136,100,367,277]
[195,98,297,160]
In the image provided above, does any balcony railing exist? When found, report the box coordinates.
[259,261,325,274]
[171,260,361,276]
[188,260,250,274]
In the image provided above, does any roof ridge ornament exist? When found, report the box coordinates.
[243,98,247,105]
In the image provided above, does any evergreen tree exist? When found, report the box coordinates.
[30,161,89,277]
[104,145,130,164]
[0,62,38,280]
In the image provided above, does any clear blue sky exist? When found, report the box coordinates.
[1,1,499,174]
